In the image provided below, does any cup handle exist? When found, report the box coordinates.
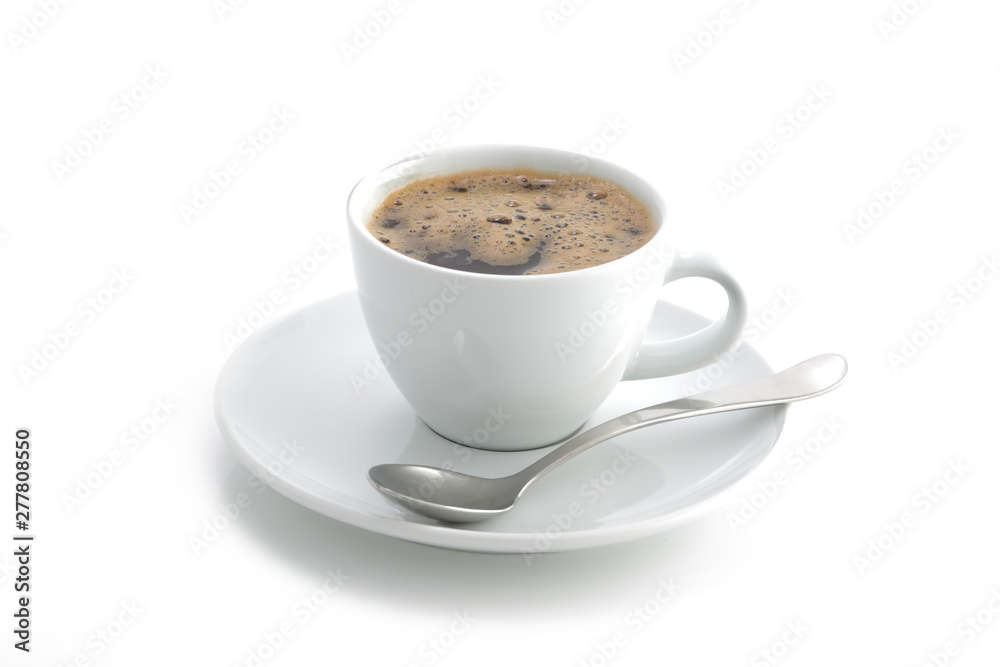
[623,250,748,380]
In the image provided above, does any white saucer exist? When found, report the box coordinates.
[214,291,786,553]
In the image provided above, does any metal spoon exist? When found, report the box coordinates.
[368,354,847,523]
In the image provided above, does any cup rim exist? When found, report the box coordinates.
[346,144,669,282]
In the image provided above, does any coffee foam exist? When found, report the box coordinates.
[366,168,655,275]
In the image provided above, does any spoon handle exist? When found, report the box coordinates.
[515,354,847,489]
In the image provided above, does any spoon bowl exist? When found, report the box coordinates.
[368,465,524,523]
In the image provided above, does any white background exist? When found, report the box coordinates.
[3,0,999,665]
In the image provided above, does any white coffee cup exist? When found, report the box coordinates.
[347,145,748,451]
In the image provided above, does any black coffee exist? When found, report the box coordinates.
[366,168,655,275]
